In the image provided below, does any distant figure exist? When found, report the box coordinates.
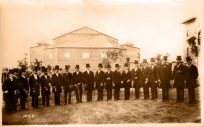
[122,63,131,100]
[172,56,186,103]
[63,65,72,104]
[131,60,141,99]
[83,64,95,102]
[95,63,105,101]
[112,64,122,100]
[141,59,150,100]
[105,64,113,101]
[185,56,198,104]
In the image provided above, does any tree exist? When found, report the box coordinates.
[102,50,124,67]
[18,53,29,70]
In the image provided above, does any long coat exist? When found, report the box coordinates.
[122,70,132,88]
[62,72,72,92]
[95,70,105,89]
[2,78,16,99]
[18,75,29,98]
[148,65,159,84]
[140,66,149,86]
[83,71,94,91]
[172,63,186,87]
[51,73,63,93]
[131,68,141,88]
[41,75,51,95]
[186,64,198,88]
[72,71,83,85]
[159,63,172,88]
[112,70,122,89]
[29,74,41,96]
[105,71,113,90]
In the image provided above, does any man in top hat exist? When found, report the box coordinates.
[141,59,150,99]
[131,60,142,99]
[29,66,41,108]
[12,68,20,111]
[185,56,198,104]
[83,64,94,102]
[18,68,29,110]
[51,65,63,106]
[63,65,72,104]
[172,56,186,103]
[158,56,172,102]
[112,64,122,100]
[2,68,9,84]
[2,69,17,114]
[95,63,105,101]
[121,63,132,100]
[41,67,51,107]
[72,65,83,103]
[148,58,159,101]
[105,64,113,100]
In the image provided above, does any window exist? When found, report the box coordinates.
[64,52,71,58]
[100,53,107,58]
[82,53,89,59]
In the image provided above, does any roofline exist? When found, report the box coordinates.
[182,17,196,24]
[46,46,126,50]
[52,26,119,41]
[120,45,140,49]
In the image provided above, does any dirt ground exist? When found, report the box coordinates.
[2,87,201,125]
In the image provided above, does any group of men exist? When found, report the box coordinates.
[2,55,199,114]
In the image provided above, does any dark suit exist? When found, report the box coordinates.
[131,68,141,99]
[51,73,63,105]
[72,71,83,103]
[29,74,40,108]
[159,63,172,102]
[41,75,51,106]
[148,65,159,100]
[63,72,72,104]
[122,70,132,100]
[105,71,113,100]
[2,78,17,113]
[12,75,19,111]
[18,75,29,109]
[141,66,150,99]
[112,70,122,100]
[83,71,94,102]
[172,63,186,103]
[186,64,198,104]
[95,70,105,101]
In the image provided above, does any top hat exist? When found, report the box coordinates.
[150,58,155,62]
[106,64,111,68]
[75,65,80,69]
[65,65,70,70]
[33,66,39,72]
[42,67,48,73]
[9,69,15,74]
[134,60,138,64]
[124,63,129,67]
[186,56,192,62]
[98,63,103,68]
[54,65,59,70]
[86,64,90,68]
[143,59,148,63]
[163,56,168,61]
[176,56,182,61]
[115,64,119,68]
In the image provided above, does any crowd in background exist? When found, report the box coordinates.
[1,55,199,114]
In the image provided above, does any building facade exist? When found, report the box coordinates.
[30,27,140,72]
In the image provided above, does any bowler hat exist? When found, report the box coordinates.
[176,56,182,61]
[55,65,59,70]
[65,65,70,70]
[115,64,119,68]
[163,56,168,61]
[143,59,148,63]
[186,56,192,62]
[75,65,80,69]
[134,60,138,64]
[150,58,155,62]
[86,64,90,68]
[98,63,103,68]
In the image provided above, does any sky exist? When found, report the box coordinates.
[0,0,203,67]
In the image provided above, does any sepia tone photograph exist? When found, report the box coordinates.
[0,0,204,126]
